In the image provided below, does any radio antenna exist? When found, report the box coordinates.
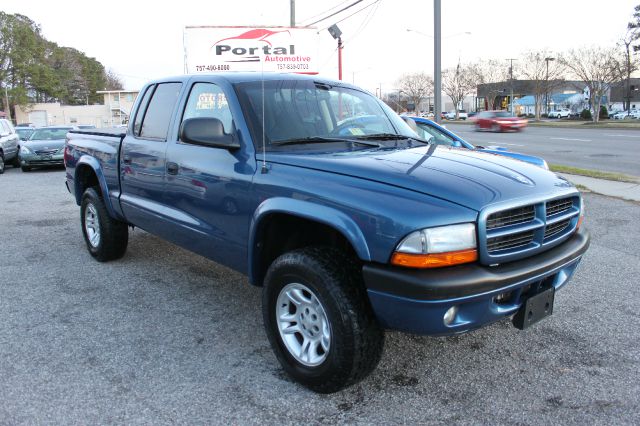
[261,55,267,174]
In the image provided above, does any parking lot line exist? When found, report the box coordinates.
[550,137,592,142]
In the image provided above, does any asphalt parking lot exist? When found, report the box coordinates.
[1,166,639,425]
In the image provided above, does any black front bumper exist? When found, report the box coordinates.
[364,227,590,301]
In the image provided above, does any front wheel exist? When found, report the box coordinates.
[80,187,129,261]
[262,247,384,393]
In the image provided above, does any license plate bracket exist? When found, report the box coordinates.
[512,287,555,330]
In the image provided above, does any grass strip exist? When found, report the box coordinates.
[550,164,639,183]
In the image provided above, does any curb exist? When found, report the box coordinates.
[558,173,640,202]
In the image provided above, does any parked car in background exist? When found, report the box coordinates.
[473,110,528,132]
[19,126,74,171]
[548,109,571,119]
[445,110,468,120]
[612,110,637,120]
[0,118,21,173]
[15,127,35,141]
[76,124,97,129]
[403,116,548,169]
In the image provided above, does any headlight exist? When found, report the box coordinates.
[391,223,478,268]
[20,146,32,155]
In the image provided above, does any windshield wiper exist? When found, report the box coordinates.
[270,137,344,146]
[354,133,430,144]
[270,136,382,148]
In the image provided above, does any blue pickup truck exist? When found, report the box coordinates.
[65,73,590,393]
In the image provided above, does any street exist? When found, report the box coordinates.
[446,124,640,177]
[0,167,639,424]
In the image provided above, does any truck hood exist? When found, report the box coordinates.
[263,145,574,211]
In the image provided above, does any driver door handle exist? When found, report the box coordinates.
[167,162,179,175]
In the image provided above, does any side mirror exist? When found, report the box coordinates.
[179,117,240,150]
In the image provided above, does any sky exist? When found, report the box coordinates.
[2,0,638,94]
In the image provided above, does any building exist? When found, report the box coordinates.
[14,90,139,127]
[608,78,640,111]
[513,93,588,116]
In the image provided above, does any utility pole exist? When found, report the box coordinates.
[3,85,11,122]
[290,0,295,27]
[434,0,442,123]
[506,58,517,115]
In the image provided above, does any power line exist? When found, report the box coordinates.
[318,0,381,32]
[304,0,364,27]
[297,0,353,26]
[346,0,381,43]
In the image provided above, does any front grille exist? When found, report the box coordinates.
[480,195,581,264]
[35,149,58,155]
[486,205,535,230]
[545,219,570,239]
[546,198,573,217]
[487,230,535,252]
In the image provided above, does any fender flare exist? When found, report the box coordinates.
[74,155,118,219]
[248,197,372,285]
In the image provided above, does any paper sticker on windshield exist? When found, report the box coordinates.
[348,127,365,135]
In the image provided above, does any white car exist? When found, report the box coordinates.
[445,110,468,120]
[613,110,638,120]
[548,109,571,119]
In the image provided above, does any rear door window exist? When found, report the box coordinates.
[139,82,183,140]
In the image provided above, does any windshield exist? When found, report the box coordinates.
[494,111,512,118]
[234,80,416,149]
[29,128,72,140]
[16,128,34,139]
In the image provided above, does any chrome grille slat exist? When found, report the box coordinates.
[486,205,535,229]
[487,231,535,251]
[544,219,570,239]
[546,198,573,217]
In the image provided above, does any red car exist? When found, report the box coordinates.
[473,110,528,132]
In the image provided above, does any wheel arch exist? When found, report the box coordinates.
[74,156,118,219]
[248,197,372,286]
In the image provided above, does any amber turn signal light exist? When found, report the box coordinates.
[390,249,478,268]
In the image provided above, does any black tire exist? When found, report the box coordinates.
[21,166,31,172]
[262,247,384,393]
[0,155,5,174]
[80,187,128,262]
[12,155,21,168]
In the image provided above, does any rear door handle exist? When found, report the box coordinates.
[167,162,179,175]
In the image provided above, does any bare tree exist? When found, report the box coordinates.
[442,62,476,119]
[396,72,433,113]
[560,46,619,123]
[472,59,509,111]
[617,30,638,111]
[519,50,565,120]
[104,69,124,90]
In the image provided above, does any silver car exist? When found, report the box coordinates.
[0,118,20,173]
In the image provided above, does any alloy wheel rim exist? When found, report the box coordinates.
[276,282,331,367]
[84,204,100,247]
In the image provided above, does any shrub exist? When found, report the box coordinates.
[599,105,609,119]
[580,109,592,120]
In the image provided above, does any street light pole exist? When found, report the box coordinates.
[545,57,555,116]
[506,58,517,115]
[434,0,442,123]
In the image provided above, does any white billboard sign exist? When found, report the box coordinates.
[184,26,319,74]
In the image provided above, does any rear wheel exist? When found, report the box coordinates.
[0,155,5,174]
[21,166,31,172]
[262,247,384,393]
[80,187,128,261]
